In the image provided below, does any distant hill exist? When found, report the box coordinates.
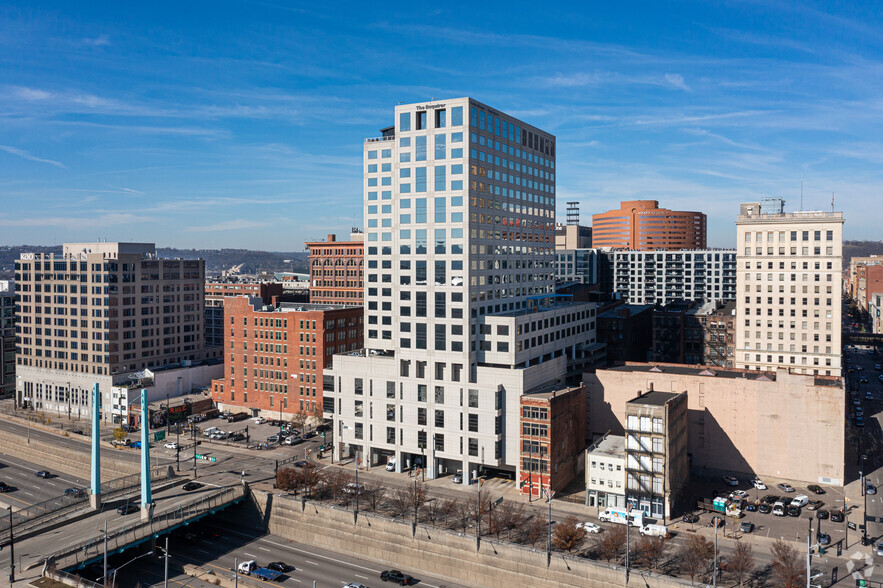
[844,240,883,267]
[0,245,309,278]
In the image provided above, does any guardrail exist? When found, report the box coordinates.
[49,485,245,571]
[0,466,173,542]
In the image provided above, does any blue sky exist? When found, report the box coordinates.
[1,1,881,250]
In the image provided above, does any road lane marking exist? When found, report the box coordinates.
[244,552,257,558]
[305,560,319,565]
[197,548,211,555]
[258,546,270,551]
[355,574,369,579]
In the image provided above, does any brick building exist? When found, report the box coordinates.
[518,384,586,499]
[704,301,736,367]
[592,200,706,250]
[211,296,362,419]
[204,280,284,348]
[305,232,364,305]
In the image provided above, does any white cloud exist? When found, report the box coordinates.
[0,145,64,168]
[81,35,110,47]
[664,73,690,91]
[0,213,151,228]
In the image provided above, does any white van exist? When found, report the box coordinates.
[790,495,809,508]
[639,524,668,537]
[238,560,257,575]
[202,427,219,437]
[385,459,397,471]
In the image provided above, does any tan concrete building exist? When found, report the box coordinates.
[14,242,210,420]
[735,199,844,375]
[584,363,846,486]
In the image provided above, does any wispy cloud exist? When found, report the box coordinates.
[0,145,65,168]
[81,35,110,47]
[0,213,150,228]
[664,73,690,91]
[189,219,275,232]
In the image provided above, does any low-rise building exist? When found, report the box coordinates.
[597,304,653,365]
[205,280,284,348]
[704,301,736,367]
[585,433,626,511]
[519,384,586,499]
[584,363,846,486]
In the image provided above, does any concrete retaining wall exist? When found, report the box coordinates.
[0,425,139,482]
[257,491,691,588]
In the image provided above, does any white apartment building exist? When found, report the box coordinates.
[555,248,599,284]
[604,249,737,305]
[585,433,626,511]
[328,98,597,483]
[734,199,844,375]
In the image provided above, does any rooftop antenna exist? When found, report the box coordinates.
[831,191,835,212]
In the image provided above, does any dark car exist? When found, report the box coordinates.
[117,503,138,515]
[830,511,844,522]
[817,509,829,520]
[380,570,415,585]
[807,500,824,511]
[35,471,50,479]
[304,430,319,439]
[267,562,291,573]
[64,487,85,498]
[293,460,315,469]
[69,429,85,435]
[758,503,772,514]
[267,435,281,444]
[818,533,831,545]
[761,494,780,504]
[182,482,203,491]
[867,483,877,495]
[739,522,754,533]
[0,481,10,493]
[682,514,700,523]
[807,485,826,495]
[787,505,801,517]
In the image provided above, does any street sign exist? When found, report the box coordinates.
[154,431,166,442]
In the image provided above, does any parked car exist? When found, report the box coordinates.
[117,503,138,515]
[304,430,318,439]
[293,460,314,469]
[682,514,700,523]
[344,584,369,588]
[744,503,757,512]
[0,482,10,493]
[856,416,866,427]
[807,484,826,495]
[790,495,809,508]
[787,505,802,517]
[807,500,824,511]
[35,471,50,479]
[577,522,602,533]
[385,459,397,472]
[830,510,844,522]
[816,509,829,520]
[876,542,883,557]
[721,475,739,486]
[64,487,85,498]
[182,482,203,491]
[730,490,749,500]
[69,429,85,435]
[267,434,281,444]
[739,522,754,533]
[777,483,795,493]
[451,472,463,484]
[283,436,303,446]
[758,503,772,514]
[867,483,877,495]
[772,502,786,516]
[752,479,767,490]
[252,417,266,425]
[380,570,415,585]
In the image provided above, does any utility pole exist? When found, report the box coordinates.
[103,520,108,588]
[234,557,238,588]
[546,486,553,567]
[413,476,418,537]
[476,477,481,550]
[7,506,14,584]
[625,506,631,584]
[355,452,359,516]
[164,536,169,588]
[713,518,718,588]
[806,517,812,588]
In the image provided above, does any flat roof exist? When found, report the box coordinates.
[588,434,625,458]
[521,383,583,399]
[605,362,779,381]
[599,304,654,319]
[496,300,593,318]
[627,390,680,406]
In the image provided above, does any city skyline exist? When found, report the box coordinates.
[1,1,881,249]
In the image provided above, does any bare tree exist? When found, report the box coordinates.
[593,525,626,563]
[452,501,473,532]
[520,514,548,547]
[678,534,714,583]
[468,491,495,534]
[421,497,452,525]
[386,483,426,519]
[495,501,527,540]
[770,539,805,588]
[288,413,308,434]
[323,469,353,503]
[275,467,304,493]
[360,482,385,513]
[636,535,669,570]
[725,541,755,586]
[552,516,587,552]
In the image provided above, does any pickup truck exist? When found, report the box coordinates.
[227,412,249,423]
[237,560,283,581]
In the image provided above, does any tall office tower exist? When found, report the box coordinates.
[734,200,844,375]
[14,242,208,419]
[328,98,597,487]
[0,281,15,396]
[592,200,707,250]
[305,231,365,305]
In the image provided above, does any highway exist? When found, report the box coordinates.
[0,451,90,511]
[110,505,471,588]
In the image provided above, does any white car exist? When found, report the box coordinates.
[722,475,739,486]
[790,495,809,508]
[252,417,266,424]
[344,584,369,588]
[752,479,767,490]
[577,522,602,533]
[730,490,749,500]
[164,442,178,450]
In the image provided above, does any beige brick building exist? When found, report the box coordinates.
[735,199,844,375]
[584,362,846,486]
[14,242,210,421]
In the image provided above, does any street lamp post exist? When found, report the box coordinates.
[7,506,14,584]
[419,430,426,482]
[546,485,553,567]
[862,454,869,546]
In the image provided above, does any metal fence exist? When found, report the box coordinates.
[44,567,105,588]
[51,485,245,570]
